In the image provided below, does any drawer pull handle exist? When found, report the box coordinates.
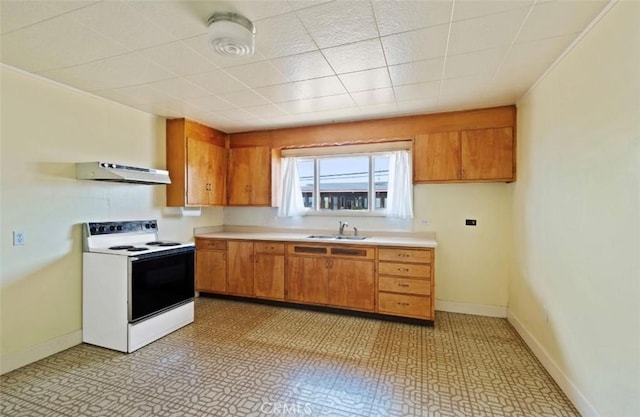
[397,253,410,257]
[397,267,409,272]
[397,302,410,306]
[397,283,409,287]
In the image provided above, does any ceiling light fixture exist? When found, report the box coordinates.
[207,12,255,57]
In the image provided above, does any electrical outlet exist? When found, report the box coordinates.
[13,231,25,246]
[420,219,430,225]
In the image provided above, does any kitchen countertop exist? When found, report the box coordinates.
[195,226,437,249]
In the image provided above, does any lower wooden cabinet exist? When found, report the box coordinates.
[328,259,374,311]
[287,256,329,304]
[196,238,435,322]
[227,241,254,296]
[195,238,227,293]
[254,242,285,300]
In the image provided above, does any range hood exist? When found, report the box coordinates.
[76,162,171,185]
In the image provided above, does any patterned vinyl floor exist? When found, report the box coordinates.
[1,297,579,417]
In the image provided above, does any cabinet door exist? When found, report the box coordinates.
[461,128,514,180]
[228,146,271,205]
[287,257,328,304]
[209,143,226,205]
[195,250,226,293]
[328,259,375,311]
[414,132,461,182]
[186,137,211,205]
[254,254,285,299]
[227,241,254,296]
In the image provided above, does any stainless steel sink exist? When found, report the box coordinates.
[305,235,368,240]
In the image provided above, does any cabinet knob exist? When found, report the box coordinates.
[397,267,409,272]
[397,302,410,307]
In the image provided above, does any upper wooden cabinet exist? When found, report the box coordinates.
[166,119,227,207]
[227,146,277,206]
[414,127,514,183]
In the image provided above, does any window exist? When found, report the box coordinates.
[278,142,413,218]
[297,154,389,213]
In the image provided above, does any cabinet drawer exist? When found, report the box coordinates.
[378,248,432,263]
[196,238,227,251]
[255,242,285,254]
[378,262,431,278]
[378,293,431,319]
[378,277,430,296]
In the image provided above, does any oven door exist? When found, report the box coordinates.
[128,246,195,323]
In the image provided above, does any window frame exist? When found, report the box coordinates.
[297,151,390,216]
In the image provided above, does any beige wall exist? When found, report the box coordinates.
[511,2,640,417]
[225,181,513,310]
[0,67,223,365]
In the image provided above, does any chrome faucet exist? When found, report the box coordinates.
[339,221,349,235]
[353,226,358,236]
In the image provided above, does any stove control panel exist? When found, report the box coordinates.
[87,220,157,236]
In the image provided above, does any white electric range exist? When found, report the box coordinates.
[82,220,195,353]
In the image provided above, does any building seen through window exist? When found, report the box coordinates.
[297,155,389,212]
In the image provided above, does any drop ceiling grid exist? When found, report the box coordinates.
[0,0,610,132]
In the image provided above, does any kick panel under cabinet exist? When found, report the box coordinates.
[195,238,435,322]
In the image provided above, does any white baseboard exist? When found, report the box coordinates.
[1,330,82,375]
[435,299,507,317]
[507,310,601,417]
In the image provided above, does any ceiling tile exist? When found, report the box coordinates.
[295,0,378,48]
[254,83,309,103]
[147,78,210,100]
[218,108,262,122]
[0,0,97,35]
[350,88,396,106]
[218,89,270,107]
[224,61,290,88]
[184,95,236,112]
[127,1,210,39]
[444,47,507,79]
[94,84,178,106]
[381,24,449,65]
[69,1,177,50]
[254,13,317,59]
[339,68,392,93]
[502,34,576,72]
[0,14,128,72]
[453,0,533,22]
[394,81,440,102]
[246,104,288,119]
[185,69,247,94]
[373,0,453,36]
[39,52,175,91]
[395,97,439,115]
[448,8,530,56]
[388,58,444,86]
[439,75,490,98]
[294,76,346,98]
[271,51,334,82]
[322,39,386,74]
[516,1,608,43]
[140,41,217,76]
[279,94,354,114]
